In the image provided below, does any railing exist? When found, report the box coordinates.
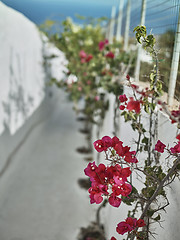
[105,0,180,106]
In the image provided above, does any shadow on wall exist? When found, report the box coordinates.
[2,47,36,134]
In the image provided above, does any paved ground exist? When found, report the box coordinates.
[0,87,95,240]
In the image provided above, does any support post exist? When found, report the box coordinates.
[109,6,116,44]
[168,7,180,105]
[116,0,124,42]
[134,0,147,82]
[123,0,131,51]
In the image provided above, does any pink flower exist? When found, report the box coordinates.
[126,217,137,229]
[94,95,100,101]
[99,41,105,51]
[89,186,103,204]
[112,136,120,147]
[93,139,104,152]
[105,51,114,59]
[81,58,86,63]
[87,80,91,85]
[109,194,122,207]
[98,39,108,51]
[119,183,132,197]
[155,140,166,153]
[126,74,130,80]
[127,98,141,114]
[176,134,180,141]
[116,218,146,235]
[102,136,112,150]
[136,219,146,227]
[78,86,82,91]
[110,237,117,240]
[93,136,113,152]
[119,105,125,110]
[116,222,133,235]
[84,162,97,178]
[119,94,128,102]
[79,50,87,58]
[170,142,180,153]
[86,54,93,62]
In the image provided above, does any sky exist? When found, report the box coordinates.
[1,0,179,34]
[1,0,121,25]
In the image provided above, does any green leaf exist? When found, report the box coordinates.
[153,214,161,221]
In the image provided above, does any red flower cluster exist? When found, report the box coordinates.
[98,39,109,51]
[170,142,180,154]
[84,161,132,207]
[176,134,180,141]
[105,51,115,59]
[155,140,166,153]
[93,136,138,163]
[119,94,141,114]
[170,108,180,124]
[79,50,93,63]
[116,217,146,235]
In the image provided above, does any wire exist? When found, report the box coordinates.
[147,23,177,29]
[147,0,171,10]
[146,14,176,23]
[146,5,179,17]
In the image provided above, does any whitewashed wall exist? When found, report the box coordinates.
[0,2,67,135]
[92,86,180,240]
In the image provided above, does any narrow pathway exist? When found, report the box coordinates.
[0,88,94,240]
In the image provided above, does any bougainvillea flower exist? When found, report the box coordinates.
[85,54,93,62]
[99,41,105,51]
[91,164,106,184]
[94,95,100,101]
[119,105,125,110]
[124,151,138,163]
[89,187,103,204]
[93,139,104,152]
[125,217,137,228]
[176,134,180,141]
[170,108,180,124]
[112,136,120,147]
[110,237,117,240]
[98,39,109,51]
[170,142,180,153]
[127,98,141,114]
[119,183,132,196]
[102,136,113,150]
[155,140,166,153]
[81,58,86,63]
[116,222,133,235]
[105,51,115,58]
[84,161,97,178]
[119,94,128,102]
[116,217,146,235]
[109,194,122,207]
[126,74,130,80]
[119,167,132,179]
[136,218,146,227]
[114,141,124,156]
[79,50,87,58]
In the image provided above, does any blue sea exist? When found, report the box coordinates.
[1,0,179,35]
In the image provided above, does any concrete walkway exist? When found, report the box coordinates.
[0,87,94,240]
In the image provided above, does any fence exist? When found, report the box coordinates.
[106,0,180,106]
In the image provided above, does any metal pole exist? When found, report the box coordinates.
[168,7,180,105]
[109,6,116,44]
[124,0,131,51]
[116,0,124,42]
[105,21,110,40]
[134,0,147,82]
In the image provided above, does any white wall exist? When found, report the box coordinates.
[0,2,67,135]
